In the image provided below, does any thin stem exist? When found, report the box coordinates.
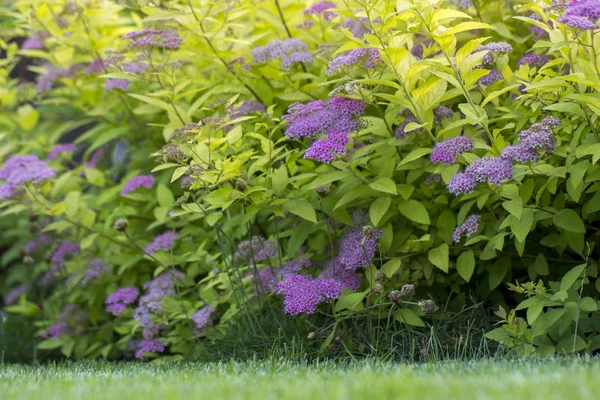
[573,242,591,353]
[319,198,336,274]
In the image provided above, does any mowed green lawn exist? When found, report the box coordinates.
[1,358,600,400]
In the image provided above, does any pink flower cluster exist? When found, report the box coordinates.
[234,236,278,262]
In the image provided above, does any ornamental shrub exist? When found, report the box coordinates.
[2,0,600,360]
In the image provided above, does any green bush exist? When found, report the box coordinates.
[1,0,600,361]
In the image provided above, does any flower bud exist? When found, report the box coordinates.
[23,256,34,265]
[175,195,186,206]
[419,300,436,315]
[400,284,415,297]
[114,219,128,231]
[374,270,384,283]
[388,290,402,304]
[315,185,329,197]
[169,212,181,221]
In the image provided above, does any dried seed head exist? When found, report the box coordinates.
[374,270,384,283]
[372,283,383,295]
[315,185,329,197]
[388,290,402,304]
[307,332,316,340]
[113,219,128,231]
[400,284,416,297]
[362,225,377,238]
[358,344,366,352]
[23,256,34,265]
[175,195,186,206]
[419,300,436,315]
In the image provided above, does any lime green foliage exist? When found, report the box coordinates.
[2,358,600,400]
[2,0,600,361]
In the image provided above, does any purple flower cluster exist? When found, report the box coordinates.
[122,62,151,74]
[337,227,382,270]
[319,261,361,291]
[48,144,75,160]
[477,42,513,66]
[453,214,481,242]
[395,106,452,138]
[343,16,381,39]
[124,29,183,50]
[304,1,337,20]
[478,70,503,86]
[36,65,80,93]
[104,79,130,92]
[518,53,550,67]
[81,258,110,286]
[105,286,139,316]
[41,322,71,340]
[249,259,312,294]
[51,241,80,267]
[135,339,166,359]
[529,13,550,39]
[0,155,57,199]
[21,32,44,50]
[85,58,105,75]
[431,136,475,164]
[24,233,49,254]
[276,274,343,315]
[228,100,266,120]
[558,0,600,30]
[4,284,28,305]
[450,0,473,9]
[251,39,313,70]
[327,48,382,75]
[121,174,155,196]
[234,236,278,262]
[134,272,182,338]
[192,305,215,332]
[500,116,560,163]
[86,149,105,169]
[145,231,179,254]
[284,97,365,163]
[447,157,513,195]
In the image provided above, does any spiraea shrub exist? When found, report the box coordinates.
[2,0,600,360]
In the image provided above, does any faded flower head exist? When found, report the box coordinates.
[81,258,110,286]
[234,236,277,262]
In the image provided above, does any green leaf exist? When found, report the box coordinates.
[489,257,510,290]
[284,199,317,223]
[334,291,367,312]
[553,209,586,234]
[370,197,391,227]
[526,297,544,325]
[395,308,425,327]
[560,264,586,292]
[397,148,432,168]
[369,178,397,195]
[205,212,223,227]
[84,168,105,187]
[64,191,80,217]
[381,258,402,278]
[580,297,598,312]
[157,184,175,207]
[397,199,430,225]
[428,244,449,273]
[502,197,522,219]
[334,185,369,210]
[456,250,475,282]
[287,221,315,256]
